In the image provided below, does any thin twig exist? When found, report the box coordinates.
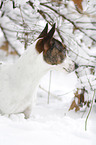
[85,89,95,131]
[85,71,93,91]
[75,71,83,85]
[81,28,96,31]
[39,85,61,100]
[57,89,75,97]
[79,65,95,68]
[76,22,96,24]
[19,6,29,49]
[48,71,52,104]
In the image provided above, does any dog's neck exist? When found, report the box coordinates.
[14,42,54,88]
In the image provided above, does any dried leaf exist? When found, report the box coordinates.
[72,0,83,11]
[75,106,80,112]
[74,90,84,105]
[69,100,80,112]
[0,41,17,56]
[69,100,77,111]
[0,41,9,52]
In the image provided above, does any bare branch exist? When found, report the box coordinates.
[40,3,96,42]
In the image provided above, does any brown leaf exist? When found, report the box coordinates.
[75,106,80,112]
[74,90,84,105]
[0,41,17,56]
[69,100,80,112]
[72,0,83,11]
[69,100,77,111]
[0,41,9,52]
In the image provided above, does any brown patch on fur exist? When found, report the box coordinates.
[35,23,66,65]
[35,39,44,53]
[43,38,66,65]
[35,23,55,54]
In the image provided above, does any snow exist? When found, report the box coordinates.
[0,71,96,145]
[0,0,96,145]
[14,0,29,5]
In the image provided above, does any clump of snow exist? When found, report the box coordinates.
[33,0,40,8]
[0,82,96,145]
[14,0,28,5]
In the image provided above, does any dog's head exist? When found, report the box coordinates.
[35,23,66,65]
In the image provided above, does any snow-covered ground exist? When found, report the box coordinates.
[0,71,96,145]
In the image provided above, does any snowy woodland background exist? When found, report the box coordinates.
[0,0,96,145]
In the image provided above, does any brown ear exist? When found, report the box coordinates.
[38,23,48,39]
[44,23,55,42]
[36,39,44,53]
[43,23,55,53]
[35,23,55,54]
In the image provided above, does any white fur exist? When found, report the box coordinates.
[0,41,73,118]
[0,42,54,118]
